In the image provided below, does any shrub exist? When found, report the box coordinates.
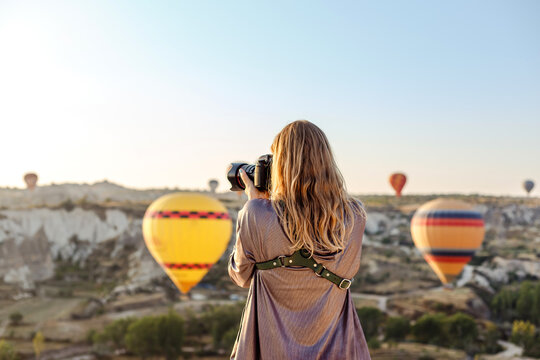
[356,307,384,340]
[202,303,243,350]
[8,313,22,326]
[184,308,210,337]
[125,311,184,360]
[491,281,540,325]
[32,331,44,359]
[384,316,410,342]
[125,316,160,357]
[444,313,477,350]
[367,337,381,350]
[0,340,17,360]
[412,313,447,345]
[103,317,135,348]
[483,322,502,354]
[511,320,536,349]
[221,327,239,352]
[156,310,185,360]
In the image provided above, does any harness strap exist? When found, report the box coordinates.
[255,249,353,290]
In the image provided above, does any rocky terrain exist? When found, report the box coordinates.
[0,182,539,359]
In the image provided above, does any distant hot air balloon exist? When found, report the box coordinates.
[410,198,485,286]
[389,173,407,197]
[523,180,535,195]
[23,173,38,190]
[208,179,219,194]
[142,193,232,293]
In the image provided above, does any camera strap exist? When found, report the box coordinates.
[255,248,353,290]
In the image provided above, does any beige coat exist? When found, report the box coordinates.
[228,199,371,360]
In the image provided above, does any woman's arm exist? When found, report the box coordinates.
[228,204,257,288]
[228,169,269,288]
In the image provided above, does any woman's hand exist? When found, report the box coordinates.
[239,169,269,201]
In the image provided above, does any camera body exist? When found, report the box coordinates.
[227,154,272,192]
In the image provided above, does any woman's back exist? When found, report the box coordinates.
[229,199,370,359]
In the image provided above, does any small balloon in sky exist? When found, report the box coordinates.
[142,193,232,294]
[523,180,534,195]
[410,198,485,286]
[389,173,407,197]
[23,173,38,190]
[208,179,219,194]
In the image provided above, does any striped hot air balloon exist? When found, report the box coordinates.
[410,198,485,285]
[389,173,407,197]
[142,193,232,293]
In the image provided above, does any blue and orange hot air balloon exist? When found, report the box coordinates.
[410,198,485,285]
[389,173,407,197]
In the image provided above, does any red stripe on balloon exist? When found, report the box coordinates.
[146,211,230,220]
[424,255,472,263]
[161,263,214,270]
[411,219,484,227]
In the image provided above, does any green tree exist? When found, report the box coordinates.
[367,338,381,350]
[528,282,540,325]
[156,310,185,360]
[384,316,410,342]
[483,322,501,354]
[184,308,209,337]
[412,313,447,346]
[102,317,134,349]
[124,311,184,360]
[490,281,540,326]
[445,313,477,351]
[203,304,243,350]
[221,328,239,353]
[0,340,17,360]
[8,312,23,326]
[516,282,533,320]
[125,316,160,358]
[356,307,384,340]
[511,320,535,350]
[32,331,44,359]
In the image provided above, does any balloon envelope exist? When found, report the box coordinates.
[389,173,407,197]
[23,173,38,190]
[523,180,535,195]
[410,198,485,285]
[208,179,219,193]
[142,193,232,293]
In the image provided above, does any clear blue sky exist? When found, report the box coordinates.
[1,0,539,195]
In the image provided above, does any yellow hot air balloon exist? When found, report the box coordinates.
[410,198,485,285]
[142,193,232,293]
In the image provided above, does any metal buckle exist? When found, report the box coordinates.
[339,279,352,289]
[314,265,326,277]
[277,256,287,267]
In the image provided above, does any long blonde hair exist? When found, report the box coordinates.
[270,120,364,254]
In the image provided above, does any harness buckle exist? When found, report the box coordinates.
[314,265,326,277]
[339,278,352,289]
[277,256,287,267]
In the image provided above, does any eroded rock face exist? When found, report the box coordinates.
[0,207,144,288]
[0,203,238,292]
[0,187,539,296]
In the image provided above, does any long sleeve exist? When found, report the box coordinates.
[228,201,259,288]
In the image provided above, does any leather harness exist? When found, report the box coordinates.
[255,248,353,290]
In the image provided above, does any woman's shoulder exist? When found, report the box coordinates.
[241,198,274,215]
[238,199,277,223]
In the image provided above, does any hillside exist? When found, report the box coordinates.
[0,182,539,359]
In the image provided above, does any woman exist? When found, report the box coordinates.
[228,120,370,359]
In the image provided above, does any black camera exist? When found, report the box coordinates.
[227,154,272,192]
